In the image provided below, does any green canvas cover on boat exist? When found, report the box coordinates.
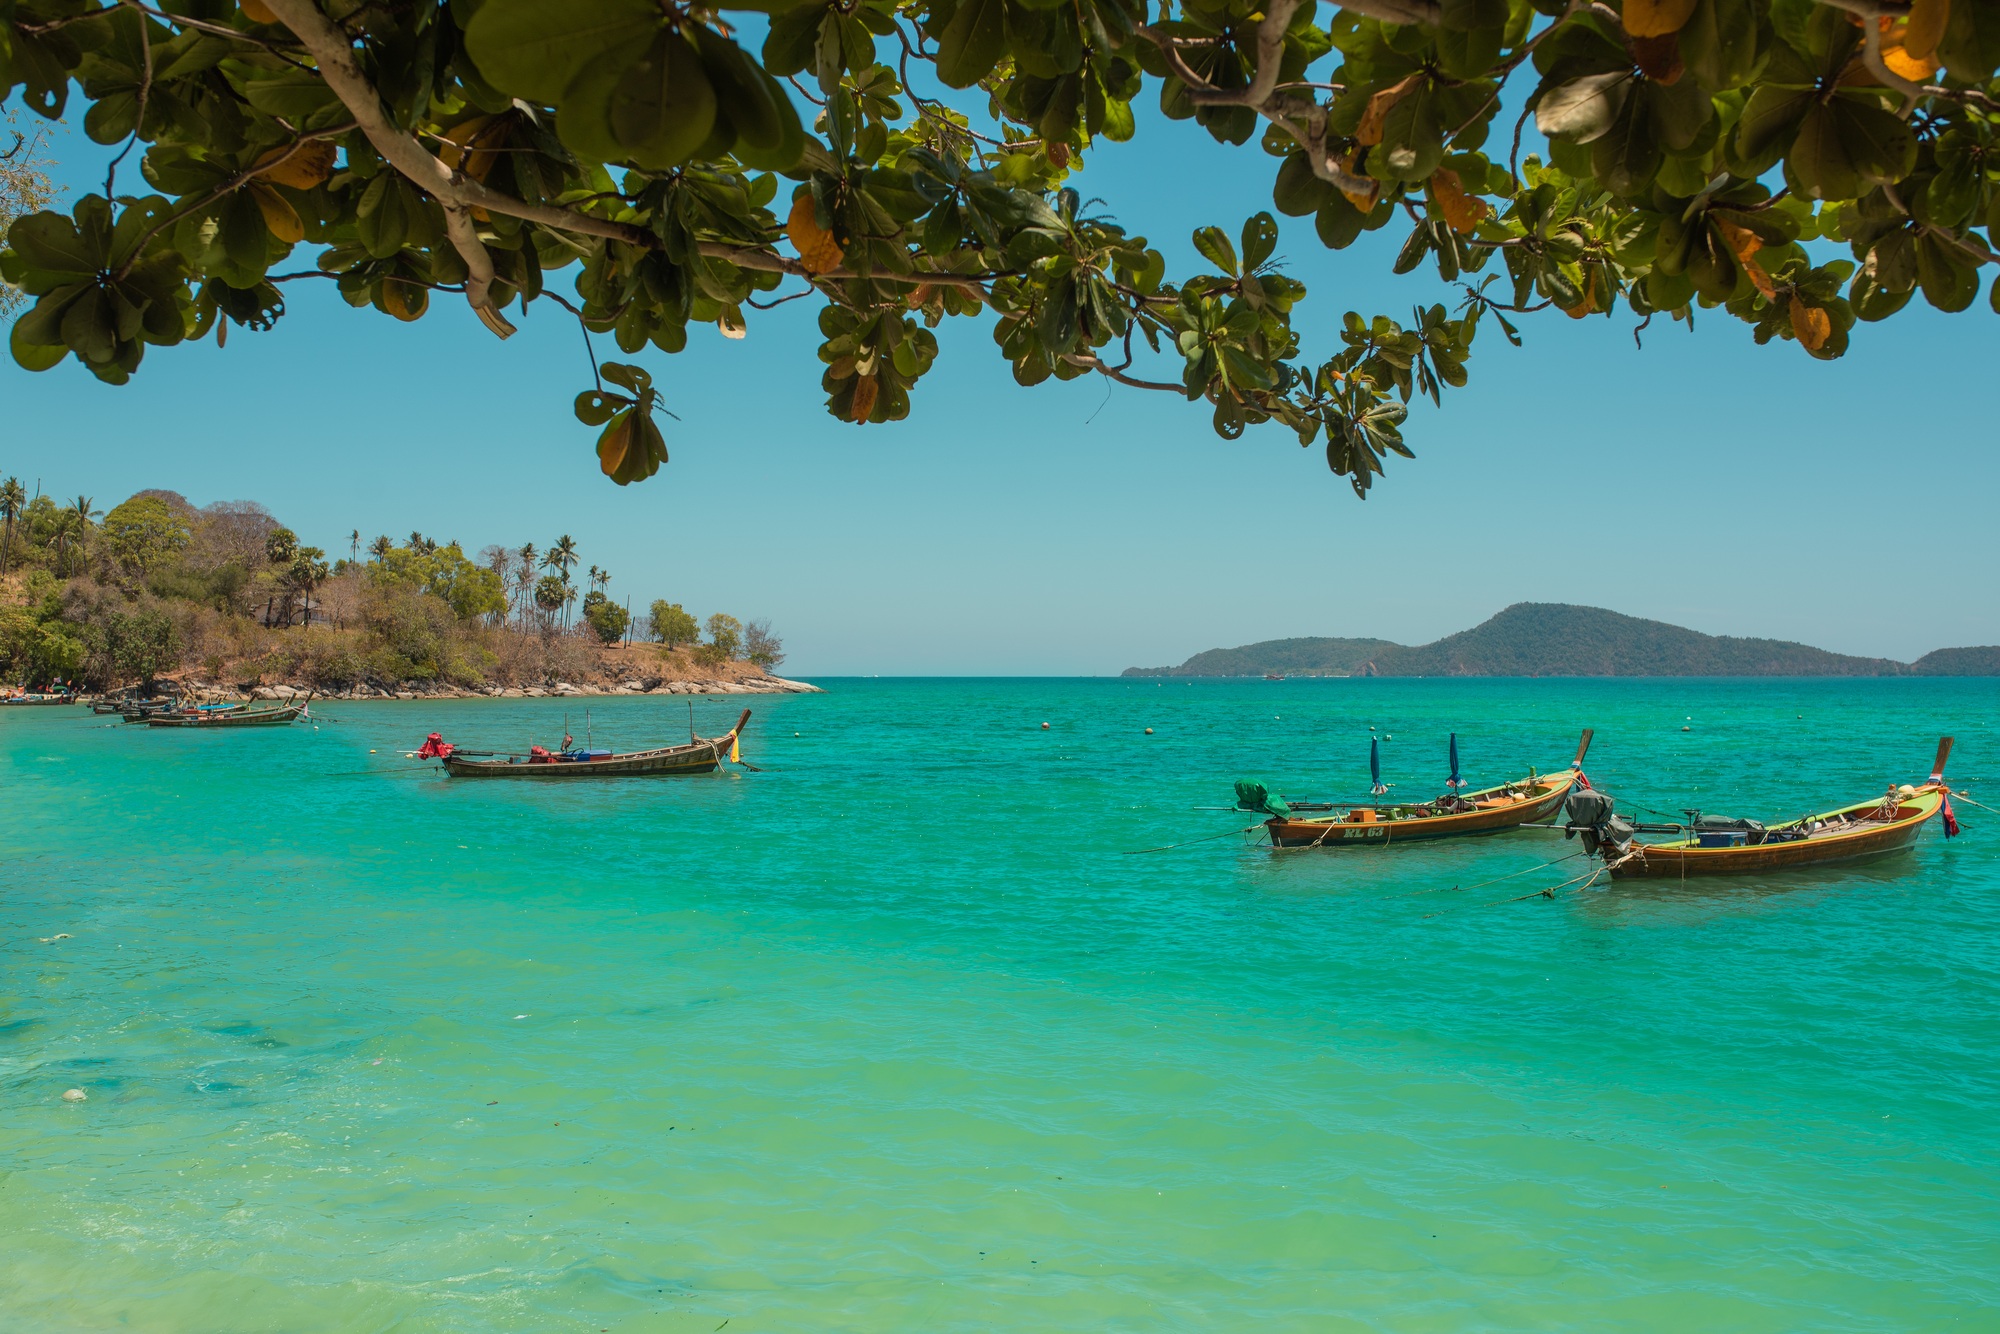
[1234,779,1291,819]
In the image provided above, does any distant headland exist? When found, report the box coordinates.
[1123,604,2000,678]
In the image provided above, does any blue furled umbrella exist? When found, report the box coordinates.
[1370,738,1387,796]
[1447,732,1466,790]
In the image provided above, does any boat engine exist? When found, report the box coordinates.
[1563,788,1635,857]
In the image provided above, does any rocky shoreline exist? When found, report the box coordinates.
[200,675,824,702]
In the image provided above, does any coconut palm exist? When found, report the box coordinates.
[0,477,24,575]
[349,529,360,564]
[46,508,81,576]
[369,534,393,562]
[53,496,99,576]
[544,536,579,624]
[514,542,538,627]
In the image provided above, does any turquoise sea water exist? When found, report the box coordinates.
[2,678,1996,1331]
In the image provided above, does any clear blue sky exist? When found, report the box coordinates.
[6,96,1997,674]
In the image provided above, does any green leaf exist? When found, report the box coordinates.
[935,0,1005,89]
[463,0,663,105]
[1192,224,1238,276]
[604,29,717,169]
[1535,72,1630,144]
[1239,212,1278,271]
[1787,97,1915,202]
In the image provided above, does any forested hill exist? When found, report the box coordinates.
[1123,604,2000,678]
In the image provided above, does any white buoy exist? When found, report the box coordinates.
[61,1088,86,1102]
[1144,728,1154,735]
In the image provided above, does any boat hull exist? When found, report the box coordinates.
[442,741,726,778]
[147,705,301,727]
[1611,789,1942,879]
[1267,771,1579,848]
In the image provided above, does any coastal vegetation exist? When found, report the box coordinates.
[6,3,2000,496]
[1127,603,2000,676]
[0,477,785,691]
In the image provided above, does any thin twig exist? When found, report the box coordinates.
[104,0,153,200]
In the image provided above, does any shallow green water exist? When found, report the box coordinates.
[3,678,1996,1331]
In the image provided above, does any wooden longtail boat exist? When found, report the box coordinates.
[126,700,242,723]
[1582,738,1958,880]
[434,708,751,778]
[1255,730,1595,849]
[3,692,77,705]
[146,703,303,727]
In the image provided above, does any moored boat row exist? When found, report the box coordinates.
[1229,730,1962,881]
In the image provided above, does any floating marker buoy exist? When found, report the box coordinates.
[1144,728,1154,734]
[1386,734,1393,740]
[61,1088,86,1102]
[1682,725,1691,732]
[1041,722,1050,729]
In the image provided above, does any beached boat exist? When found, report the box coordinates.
[1244,730,1595,848]
[1566,738,1958,879]
[3,691,77,705]
[146,703,303,728]
[424,708,752,778]
[124,700,241,723]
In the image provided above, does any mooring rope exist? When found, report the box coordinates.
[1949,790,1997,816]
[1422,862,1606,919]
[1405,849,1586,898]
[1124,822,1264,855]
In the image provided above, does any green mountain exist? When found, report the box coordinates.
[1123,603,1999,678]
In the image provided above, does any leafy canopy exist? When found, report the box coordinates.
[4,0,1998,496]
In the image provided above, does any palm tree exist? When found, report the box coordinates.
[0,477,24,575]
[544,535,579,624]
[349,529,360,564]
[47,509,81,576]
[369,534,393,562]
[515,542,538,627]
[58,496,98,576]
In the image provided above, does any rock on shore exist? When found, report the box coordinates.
[231,676,822,702]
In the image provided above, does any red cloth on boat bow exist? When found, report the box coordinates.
[415,732,455,759]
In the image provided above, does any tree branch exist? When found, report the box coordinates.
[260,0,624,335]
[1858,11,1926,113]
[1332,0,1442,22]
[1811,0,1912,16]
[1062,352,1183,392]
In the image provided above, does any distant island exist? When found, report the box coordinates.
[1124,604,2000,678]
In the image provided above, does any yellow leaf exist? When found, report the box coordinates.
[1339,151,1379,212]
[1789,296,1831,351]
[1904,0,1948,61]
[239,0,277,23]
[1562,268,1599,319]
[1713,218,1774,297]
[597,415,634,478]
[719,309,746,339]
[849,373,878,423]
[1623,0,1697,38]
[249,183,305,243]
[1356,75,1419,148]
[787,195,844,276]
[254,140,337,190]
[439,116,503,183]
[380,279,425,322]
[1880,39,1939,82]
[1428,168,1487,235]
